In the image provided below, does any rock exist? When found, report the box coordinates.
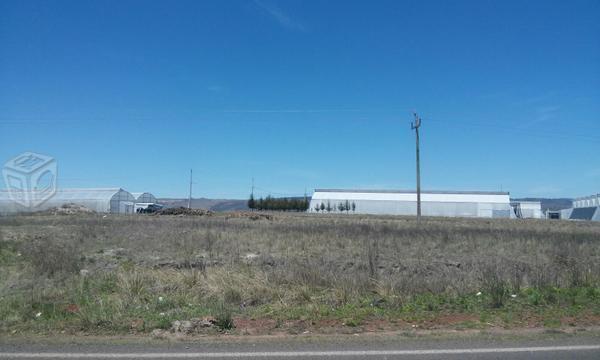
[196,317,216,328]
[171,320,182,332]
[171,317,216,334]
[151,329,167,339]
[180,321,194,334]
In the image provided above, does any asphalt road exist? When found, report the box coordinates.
[1,333,599,359]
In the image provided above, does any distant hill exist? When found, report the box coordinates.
[158,198,248,212]
[512,198,573,212]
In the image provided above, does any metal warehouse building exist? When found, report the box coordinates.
[0,188,136,214]
[567,194,600,221]
[511,201,542,219]
[309,189,513,218]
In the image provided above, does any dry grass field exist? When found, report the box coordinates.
[1,212,599,336]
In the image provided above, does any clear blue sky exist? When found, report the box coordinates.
[1,0,599,199]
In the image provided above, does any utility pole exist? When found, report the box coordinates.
[188,169,193,209]
[411,112,422,223]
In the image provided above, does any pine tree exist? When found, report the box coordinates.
[351,201,356,212]
[345,200,350,213]
[248,193,255,210]
[326,201,332,212]
[320,202,326,212]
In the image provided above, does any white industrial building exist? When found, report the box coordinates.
[566,194,600,221]
[309,189,513,218]
[511,201,543,219]
[573,194,599,208]
[0,188,136,214]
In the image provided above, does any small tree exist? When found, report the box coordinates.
[338,202,345,212]
[326,201,332,212]
[247,193,255,210]
[320,202,326,212]
[351,201,356,212]
[314,203,320,212]
[345,200,350,213]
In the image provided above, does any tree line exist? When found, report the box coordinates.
[313,200,356,213]
[247,194,310,212]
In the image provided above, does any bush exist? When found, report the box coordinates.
[214,306,235,331]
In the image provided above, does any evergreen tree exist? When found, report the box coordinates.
[338,202,345,212]
[351,201,356,212]
[247,193,255,210]
[314,203,320,212]
[257,197,264,210]
[320,202,326,212]
[326,201,332,212]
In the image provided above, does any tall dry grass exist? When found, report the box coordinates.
[1,212,599,321]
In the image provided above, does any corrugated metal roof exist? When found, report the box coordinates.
[570,207,598,220]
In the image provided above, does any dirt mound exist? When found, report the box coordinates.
[226,212,274,221]
[41,203,95,215]
[155,207,213,216]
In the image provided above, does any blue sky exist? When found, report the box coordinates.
[1,0,599,199]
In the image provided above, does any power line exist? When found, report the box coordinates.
[425,118,600,143]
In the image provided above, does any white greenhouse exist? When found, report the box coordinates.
[0,188,136,214]
[309,189,513,218]
[131,192,158,204]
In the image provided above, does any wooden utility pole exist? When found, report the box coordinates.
[188,169,193,209]
[411,113,422,223]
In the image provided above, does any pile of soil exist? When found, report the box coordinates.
[41,203,95,215]
[226,212,273,221]
[154,207,213,216]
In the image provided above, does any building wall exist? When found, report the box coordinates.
[574,194,600,208]
[309,190,512,218]
[512,201,542,219]
[560,208,573,220]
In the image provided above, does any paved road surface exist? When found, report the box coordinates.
[1,333,599,359]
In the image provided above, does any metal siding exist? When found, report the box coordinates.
[309,196,512,218]
[311,191,509,204]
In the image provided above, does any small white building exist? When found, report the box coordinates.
[309,189,512,218]
[511,201,543,219]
